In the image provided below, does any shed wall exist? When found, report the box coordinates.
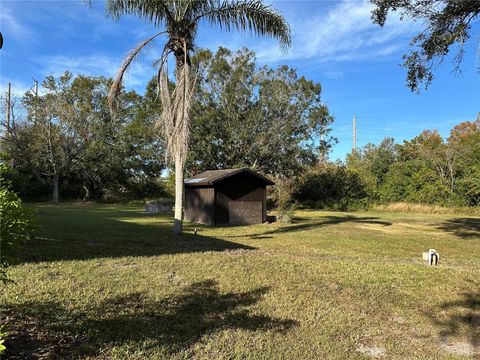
[214,173,266,225]
[184,187,214,225]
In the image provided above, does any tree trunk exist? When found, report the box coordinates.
[52,172,59,203]
[83,185,90,202]
[173,153,184,235]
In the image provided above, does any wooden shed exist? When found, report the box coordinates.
[184,168,274,226]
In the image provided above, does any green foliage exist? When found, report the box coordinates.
[458,164,480,206]
[106,0,291,51]
[293,117,479,210]
[341,118,480,208]
[189,47,335,177]
[371,0,480,92]
[0,325,6,355]
[272,176,297,223]
[380,160,454,205]
[0,164,33,283]
[163,171,176,199]
[346,137,397,201]
[2,73,166,201]
[294,162,369,211]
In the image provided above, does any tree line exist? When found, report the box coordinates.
[3,47,479,209]
[1,48,335,202]
[3,53,479,211]
[2,72,165,201]
[294,120,480,210]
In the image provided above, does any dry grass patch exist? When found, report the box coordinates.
[374,202,480,215]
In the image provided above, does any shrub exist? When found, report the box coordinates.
[294,163,370,210]
[271,176,298,223]
[457,164,480,206]
[0,325,6,355]
[379,160,460,206]
[0,163,34,283]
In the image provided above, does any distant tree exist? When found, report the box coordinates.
[448,118,480,205]
[294,119,480,208]
[371,0,480,91]
[189,47,335,176]
[346,137,397,199]
[404,130,456,191]
[3,73,165,201]
[0,94,48,198]
[378,131,453,204]
[65,75,165,200]
[23,72,78,203]
[106,0,291,235]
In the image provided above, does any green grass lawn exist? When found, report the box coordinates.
[1,204,479,359]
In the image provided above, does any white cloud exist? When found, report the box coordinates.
[0,6,34,42]
[1,79,32,97]
[254,0,418,63]
[36,51,161,91]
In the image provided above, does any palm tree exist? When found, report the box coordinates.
[107,0,291,235]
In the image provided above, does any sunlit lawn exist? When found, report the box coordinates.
[1,203,479,359]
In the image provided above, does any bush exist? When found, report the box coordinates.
[0,164,34,283]
[294,163,370,211]
[0,325,6,355]
[379,160,461,206]
[457,164,480,206]
[270,176,298,223]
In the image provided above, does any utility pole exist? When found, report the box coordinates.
[6,82,11,131]
[352,114,357,152]
[31,78,38,122]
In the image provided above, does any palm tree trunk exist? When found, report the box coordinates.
[52,172,59,203]
[173,153,184,235]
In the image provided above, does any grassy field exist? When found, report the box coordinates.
[1,204,479,359]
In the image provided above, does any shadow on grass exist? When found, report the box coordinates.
[20,205,254,263]
[2,280,298,359]
[425,284,480,355]
[227,215,392,239]
[436,218,480,239]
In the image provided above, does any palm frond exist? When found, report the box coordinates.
[192,0,291,50]
[108,31,165,114]
[106,0,174,26]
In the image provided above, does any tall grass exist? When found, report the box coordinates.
[374,202,480,215]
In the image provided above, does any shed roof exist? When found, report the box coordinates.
[185,168,274,187]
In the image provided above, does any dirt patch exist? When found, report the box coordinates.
[356,344,386,358]
[441,341,477,357]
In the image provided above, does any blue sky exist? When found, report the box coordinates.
[1,0,479,160]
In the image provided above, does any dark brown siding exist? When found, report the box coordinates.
[228,202,263,225]
[214,173,267,225]
[262,187,267,222]
[215,190,229,225]
[184,187,214,225]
